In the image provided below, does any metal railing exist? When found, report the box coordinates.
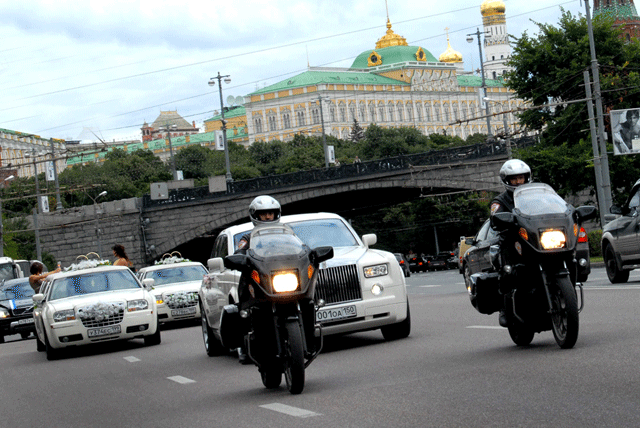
[142,137,536,208]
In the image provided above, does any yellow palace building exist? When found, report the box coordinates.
[205,1,524,146]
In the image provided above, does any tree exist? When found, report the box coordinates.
[506,10,640,201]
[350,118,365,142]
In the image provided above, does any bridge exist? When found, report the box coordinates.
[36,139,532,268]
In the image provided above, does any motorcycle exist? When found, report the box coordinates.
[220,223,333,394]
[468,183,597,349]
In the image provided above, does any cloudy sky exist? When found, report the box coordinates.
[0,0,584,143]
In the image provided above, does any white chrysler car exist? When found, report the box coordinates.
[199,212,410,355]
[137,261,207,323]
[32,265,160,360]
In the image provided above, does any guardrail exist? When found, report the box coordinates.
[142,136,537,208]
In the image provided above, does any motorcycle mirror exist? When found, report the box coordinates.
[491,212,515,230]
[312,246,334,264]
[224,254,248,271]
[576,205,597,222]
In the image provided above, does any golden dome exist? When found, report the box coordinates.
[439,37,463,63]
[375,19,408,49]
[481,0,505,16]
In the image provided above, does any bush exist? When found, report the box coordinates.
[588,230,602,257]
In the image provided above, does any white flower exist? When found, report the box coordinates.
[154,256,191,265]
[78,301,124,320]
[64,259,112,272]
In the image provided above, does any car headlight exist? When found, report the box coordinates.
[540,229,566,250]
[127,299,149,312]
[364,264,388,278]
[53,309,76,322]
[0,308,9,318]
[272,271,299,293]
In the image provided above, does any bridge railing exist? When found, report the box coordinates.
[142,136,536,208]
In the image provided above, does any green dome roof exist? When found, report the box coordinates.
[350,45,438,69]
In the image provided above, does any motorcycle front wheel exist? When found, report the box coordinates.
[507,321,534,346]
[550,276,579,349]
[283,320,305,395]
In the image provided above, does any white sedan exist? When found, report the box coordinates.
[137,262,207,323]
[32,265,160,360]
[199,212,410,355]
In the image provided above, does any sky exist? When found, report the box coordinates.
[0,0,585,143]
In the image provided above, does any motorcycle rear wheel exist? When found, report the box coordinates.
[283,321,305,395]
[507,321,534,346]
[261,368,282,389]
[550,276,579,349]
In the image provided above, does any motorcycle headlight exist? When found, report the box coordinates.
[540,229,566,250]
[364,264,388,278]
[272,271,299,293]
[53,309,76,322]
[127,299,149,312]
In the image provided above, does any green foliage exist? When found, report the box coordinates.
[350,118,365,142]
[588,230,603,257]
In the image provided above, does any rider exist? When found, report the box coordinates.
[490,159,531,327]
[235,195,282,364]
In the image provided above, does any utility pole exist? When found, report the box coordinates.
[50,140,62,210]
[585,0,613,214]
[467,28,492,137]
[317,94,329,168]
[584,70,608,227]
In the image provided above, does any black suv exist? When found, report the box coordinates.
[602,178,640,283]
[0,278,36,343]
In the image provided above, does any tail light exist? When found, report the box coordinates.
[578,227,588,243]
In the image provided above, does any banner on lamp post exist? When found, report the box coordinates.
[40,196,50,213]
[46,161,55,182]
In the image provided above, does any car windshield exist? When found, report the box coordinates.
[49,270,141,300]
[0,263,16,281]
[288,219,358,248]
[0,279,33,300]
[514,183,569,216]
[144,265,207,286]
[250,228,307,258]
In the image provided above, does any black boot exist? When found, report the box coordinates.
[498,310,508,327]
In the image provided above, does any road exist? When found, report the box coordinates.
[1,267,639,427]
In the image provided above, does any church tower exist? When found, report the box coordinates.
[593,0,640,42]
[481,0,511,80]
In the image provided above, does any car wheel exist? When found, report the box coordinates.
[20,332,31,339]
[0,333,4,344]
[144,324,162,346]
[381,302,411,340]
[44,330,61,361]
[604,245,629,284]
[36,335,46,352]
[464,264,472,292]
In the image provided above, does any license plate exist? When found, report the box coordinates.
[171,307,197,317]
[18,318,35,325]
[316,305,357,323]
[87,325,121,338]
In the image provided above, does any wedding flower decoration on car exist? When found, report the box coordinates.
[77,301,125,322]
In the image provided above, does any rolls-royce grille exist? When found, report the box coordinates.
[80,312,124,328]
[315,264,362,305]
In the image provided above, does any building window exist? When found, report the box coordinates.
[297,111,306,126]
[349,106,356,121]
[268,116,277,131]
[283,113,291,129]
[340,106,346,122]
[407,105,413,121]
[424,104,430,121]
[397,104,403,121]
[388,104,394,122]
[312,108,320,124]
[369,104,376,122]
[254,118,263,133]
[359,104,366,122]
[378,105,386,121]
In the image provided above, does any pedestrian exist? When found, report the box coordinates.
[29,262,61,293]
[353,156,361,163]
[113,244,135,272]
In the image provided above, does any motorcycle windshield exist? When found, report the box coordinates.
[513,183,570,216]
[250,229,307,258]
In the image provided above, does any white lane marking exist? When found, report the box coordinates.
[167,376,196,384]
[466,325,504,330]
[419,285,442,288]
[260,403,321,418]
[123,356,140,362]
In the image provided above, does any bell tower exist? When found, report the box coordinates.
[593,0,640,41]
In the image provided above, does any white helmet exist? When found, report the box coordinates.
[499,159,531,192]
[249,195,281,226]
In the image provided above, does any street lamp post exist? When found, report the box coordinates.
[160,125,178,180]
[88,191,107,257]
[484,97,511,158]
[0,175,15,257]
[25,150,41,214]
[467,28,492,137]
[50,140,62,210]
[209,72,233,183]
[317,94,329,168]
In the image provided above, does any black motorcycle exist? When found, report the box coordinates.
[468,183,597,349]
[220,223,333,394]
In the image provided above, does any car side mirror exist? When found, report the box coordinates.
[141,278,155,290]
[32,294,44,303]
[224,254,248,271]
[362,234,377,248]
[311,246,334,264]
[576,205,597,222]
[491,212,516,231]
[207,257,225,272]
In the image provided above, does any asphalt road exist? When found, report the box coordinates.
[1,267,639,427]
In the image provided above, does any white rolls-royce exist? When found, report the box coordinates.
[32,265,160,360]
[199,212,410,356]
[137,261,207,323]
